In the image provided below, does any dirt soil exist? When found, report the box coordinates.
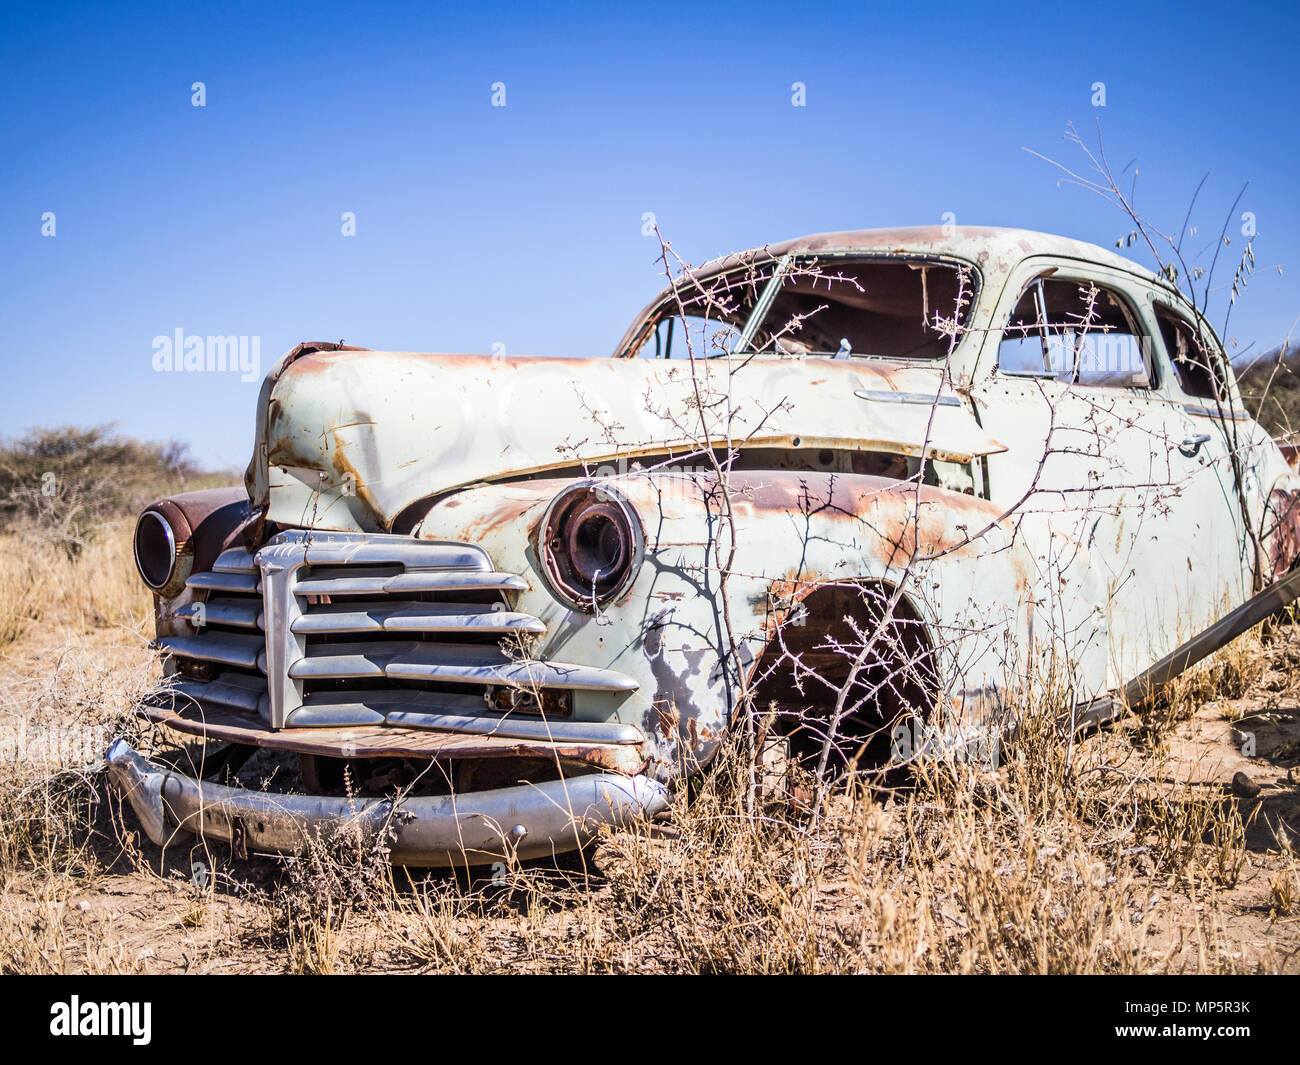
[1,620,1298,975]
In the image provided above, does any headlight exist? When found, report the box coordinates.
[538,483,644,610]
[133,509,179,592]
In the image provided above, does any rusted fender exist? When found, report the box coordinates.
[414,470,1109,775]
[138,487,261,623]
[1261,471,1300,580]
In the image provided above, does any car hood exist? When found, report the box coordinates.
[245,346,1006,532]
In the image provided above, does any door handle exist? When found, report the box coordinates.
[1178,433,1211,457]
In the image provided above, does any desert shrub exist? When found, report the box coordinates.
[0,424,202,554]
[274,803,401,975]
[1237,345,1300,439]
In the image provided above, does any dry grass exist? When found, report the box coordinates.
[1156,623,1270,725]
[0,528,1297,973]
[0,525,151,648]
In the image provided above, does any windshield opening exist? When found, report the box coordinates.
[627,256,975,360]
[751,258,974,359]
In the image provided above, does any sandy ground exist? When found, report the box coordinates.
[1,621,1297,974]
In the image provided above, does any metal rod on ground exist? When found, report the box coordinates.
[1122,564,1300,710]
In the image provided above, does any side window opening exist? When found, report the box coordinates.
[997,277,1152,388]
[1157,306,1225,402]
[628,263,775,359]
[997,285,1049,376]
[639,314,743,360]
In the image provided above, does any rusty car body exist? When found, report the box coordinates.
[107,226,1300,864]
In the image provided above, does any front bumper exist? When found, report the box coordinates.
[105,738,669,866]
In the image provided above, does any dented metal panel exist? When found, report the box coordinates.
[413,470,1109,772]
[249,350,1006,532]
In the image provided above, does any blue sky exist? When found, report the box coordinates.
[2,0,1297,469]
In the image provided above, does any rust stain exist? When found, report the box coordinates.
[732,470,1003,566]
[138,698,641,775]
[1266,486,1300,577]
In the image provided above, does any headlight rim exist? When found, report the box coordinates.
[537,481,645,612]
[133,508,180,593]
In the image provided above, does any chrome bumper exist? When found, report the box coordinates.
[105,738,668,866]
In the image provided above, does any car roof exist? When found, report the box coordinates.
[616,225,1168,356]
[690,225,1156,281]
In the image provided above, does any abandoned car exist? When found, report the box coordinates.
[107,226,1300,865]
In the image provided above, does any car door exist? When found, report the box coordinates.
[1151,298,1254,604]
[969,257,1245,691]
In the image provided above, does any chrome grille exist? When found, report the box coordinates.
[156,529,638,736]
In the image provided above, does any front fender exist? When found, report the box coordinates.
[415,471,1108,775]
